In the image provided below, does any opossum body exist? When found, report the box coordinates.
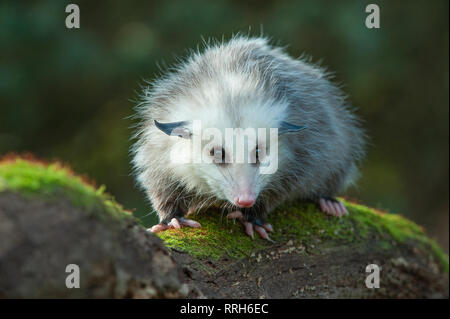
[132,36,365,239]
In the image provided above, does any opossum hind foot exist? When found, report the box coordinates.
[227,211,274,241]
[149,217,201,233]
[318,197,349,217]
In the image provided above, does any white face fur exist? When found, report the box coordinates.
[164,86,290,207]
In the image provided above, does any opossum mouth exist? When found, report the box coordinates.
[236,202,255,208]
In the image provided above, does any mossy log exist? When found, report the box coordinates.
[0,157,448,298]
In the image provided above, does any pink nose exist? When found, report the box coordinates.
[234,196,255,208]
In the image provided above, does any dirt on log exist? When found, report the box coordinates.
[173,236,448,298]
[0,191,448,299]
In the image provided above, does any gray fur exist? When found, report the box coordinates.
[131,36,366,224]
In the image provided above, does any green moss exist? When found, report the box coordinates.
[1,156,446,272]
[159,213,267,259]
[0,157,132,222]
[157,199,449,272]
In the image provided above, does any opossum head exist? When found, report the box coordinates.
[155,96,306,209]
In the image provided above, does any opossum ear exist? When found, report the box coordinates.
[279,121,307,134]
[154,120,191,139]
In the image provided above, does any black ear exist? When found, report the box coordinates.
[154,120,191,139]
[279,121,307,134]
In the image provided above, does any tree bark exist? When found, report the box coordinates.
[0,192,186,298]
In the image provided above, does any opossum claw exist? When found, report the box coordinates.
[149,223,169,233]
[148,217,201,233]
[327,201,338,216]
[178,217,201,228]
[263,223,273,232]
[318,197,348,218]
[333,202,343,217]
[319,198,329,214]
[244,221,254,239]
[227,211,274,241]
[169,217,182,229]
[254,225,269,240]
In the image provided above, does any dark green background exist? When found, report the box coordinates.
[1,0,448,251]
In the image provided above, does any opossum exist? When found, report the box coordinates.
[132,36,366,240]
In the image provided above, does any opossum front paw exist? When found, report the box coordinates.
[227,211,274,241]
[149,217,201,233]
[318,197,349,217]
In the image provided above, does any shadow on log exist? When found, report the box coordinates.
[0,157,448,298]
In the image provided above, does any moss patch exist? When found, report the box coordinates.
[0,156,132,222]
[158,200,448,272]
[0,155,446,273]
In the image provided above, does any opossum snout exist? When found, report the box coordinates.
[228,170,258,208]
[233,192,256,208]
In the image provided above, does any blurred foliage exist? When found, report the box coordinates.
[0,1,448,250]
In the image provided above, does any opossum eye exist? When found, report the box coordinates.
[210,147,226,164]
[252,145,265,165]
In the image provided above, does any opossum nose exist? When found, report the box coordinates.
[234,195,256,208]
